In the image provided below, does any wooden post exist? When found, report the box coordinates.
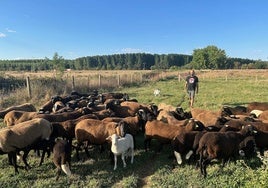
[117,74,120,86]
[87,76,90,89]
[99,74,101,87]
[131,74,133,83]
[178,74,181,82]
[140,73,143,83]
[72,75,75,90]
[26,76,31,98]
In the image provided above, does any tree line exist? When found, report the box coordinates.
[0,46,267,71]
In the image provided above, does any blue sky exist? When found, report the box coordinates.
[0,0,268,60]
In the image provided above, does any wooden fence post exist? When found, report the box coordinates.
[26,76,31,98]
[117,74,120,86]
[72,75,75,90]
[178,74,181,82]
[87,76,90,89]
[99,74,101,87]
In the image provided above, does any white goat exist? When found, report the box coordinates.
[107,133,134,170]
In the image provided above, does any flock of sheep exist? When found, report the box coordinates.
[0,90,267,179]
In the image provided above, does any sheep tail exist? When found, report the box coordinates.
[61,163,72,176]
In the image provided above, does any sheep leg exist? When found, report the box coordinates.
[9,152,19,174]
[39,149,46,166]
[22,149,31,170]
[84,147,90,158]
[122,153,126,168]
[144,138,151,151]
[201,159,209,178]
[113,155,117,170]
[75,143,82,161]
[8,153,13,165]
[174,151,182,165]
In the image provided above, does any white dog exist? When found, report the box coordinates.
[154,89,161,96]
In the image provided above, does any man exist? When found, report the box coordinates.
[185,69,199,108]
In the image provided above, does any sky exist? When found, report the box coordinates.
[1,0,268,60]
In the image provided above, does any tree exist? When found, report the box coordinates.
[192,45,227,69]
[52,52,65,72]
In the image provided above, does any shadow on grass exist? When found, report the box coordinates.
[222,102,251,106]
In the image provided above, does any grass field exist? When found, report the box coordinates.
[0,69,267,187]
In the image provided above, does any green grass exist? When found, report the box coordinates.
[0,72,268,187]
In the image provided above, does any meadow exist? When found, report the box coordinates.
[0,69,267,188]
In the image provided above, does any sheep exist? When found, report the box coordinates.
[144,118,204,152]
[197,125,257,177]
[172,131,201,165]
[74,119,127,160]
[35,107,92,122]
[258,110,268,121]
[105,100,157,118]
[51,113,99,143]
[92,109,116,120]
[250,109,264,118]
[0,103,36,119]
[98,92,128,104]
[250,128,268,156]
[105,100,142,118]
[238,136,257,159]
[106,133,134,170]
[52,101,66,113]
[190,108,223,127]
[220,105,248,116]
[247,102,268,113]
[172,125,218,165]
[3,110,38,126]
[157,104,191,123]
[38,100,54,114]
[53,139,72,180]
[0,118,53,173]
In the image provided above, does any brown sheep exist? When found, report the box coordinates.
[51,113,99,142]
[0,118,53,173]
[247,102,268,113]
[53,139,72,180]
[0,103,36,119]
[197,125,257,177]
[258,110,268,121]
[3,110,38,126]
[92,109,115,120]
[191,108,223,127]
[35,107,92,122]
[74,119,125,160]
[99,92,128,103]
[38,100,54,114]
[144,119,204,152]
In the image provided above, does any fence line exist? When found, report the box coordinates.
[0,70,267,97]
